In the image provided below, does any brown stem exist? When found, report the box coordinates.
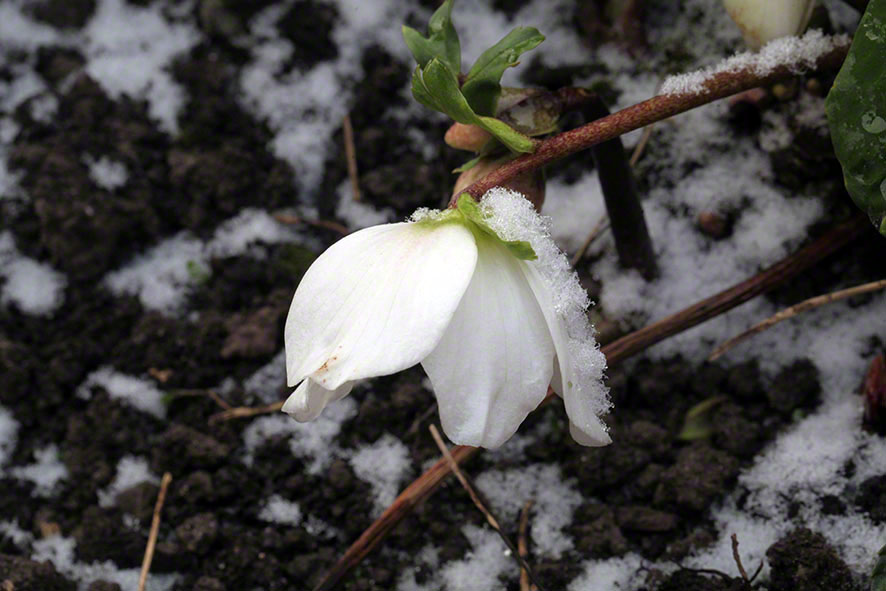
[312,213,869,590]
[461,39,849,199]
[584,95,657,279]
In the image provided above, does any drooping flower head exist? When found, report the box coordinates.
[284,188,610,449]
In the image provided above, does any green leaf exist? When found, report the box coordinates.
[455,194,537,260]
[412,59,535,153]
[825,0,886,236]
[677,395,728,441]
[402,0,460,74]
[462,27,545,116]
[872,543,886,591]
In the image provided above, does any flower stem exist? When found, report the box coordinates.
[460,38,849,199]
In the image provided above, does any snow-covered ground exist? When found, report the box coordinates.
[0,0,883,589]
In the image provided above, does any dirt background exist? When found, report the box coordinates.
[0,1,884,590]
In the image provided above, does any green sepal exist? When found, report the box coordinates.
[402,0,460,74]
[455,194,537,260]
[462,27,545,116]
[825,0,886,236]
[411,59,535,153]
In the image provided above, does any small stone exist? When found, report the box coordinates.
[696,211,729,239]
[87,581,122,591]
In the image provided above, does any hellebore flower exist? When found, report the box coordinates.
[722,0,815,49]
[283,188,610,449]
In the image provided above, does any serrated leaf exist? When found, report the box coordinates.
[677,395,728,441]
[412,59,535,153]
[872,543,886,591]
[825,0,886,236]
[402,0,460,74]
[462,27,545,116]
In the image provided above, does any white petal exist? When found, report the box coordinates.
[521,265,611,447]
[285,221,477,390]
[422,236,554,448]
[282,379,355,422]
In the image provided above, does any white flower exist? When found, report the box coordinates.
[722,0,815,49]
[283,189,610,449]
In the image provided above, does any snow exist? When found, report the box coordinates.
[104,209,305,313]
[350,433,412,516]
[77,367,167,419]
[0,231,67,316]
[83,0,201,134]
[439,525,513,591]
[32,534,178,591]
[12,444,68,497]
[86,155,129,190]
[660,30,851,96]
[259,494,303,526]
[242,397,357,474]
[97,456,160,508]
[475,464,582,558]
[0,405,18,470]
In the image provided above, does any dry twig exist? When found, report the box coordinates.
[731,533,750,583]
[170,388,233,410]
[209,401,284,424]
[428,425,547,591]
[273,212,349,235]
[342,113,362,202]
[709,279,886,361]
[519,500,536,591]
[137,472,172,591]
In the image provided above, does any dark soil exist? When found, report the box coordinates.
[0,2,882,591]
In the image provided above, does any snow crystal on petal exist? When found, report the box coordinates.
[478,188,610,420]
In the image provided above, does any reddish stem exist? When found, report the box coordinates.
[458,40,849,200]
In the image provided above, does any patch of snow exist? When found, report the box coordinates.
[439,525,512,591]
[544,173,607,253]
[475,464,582,558]
[12,444,68,497]
[97,456,159,508]
[258,494,302,526]
[335,182,395,230]
[0,404,19,470]
[77,367,167,419]
[0,231,67,316]
[104,209,304,313]
[0,519,33,548]
[243,350,287,403]
[568,554,645,591]
[242,396,357,474]
[350,433,412,516]
[32,534,178,591]
[0,3,61,51]
[85,155,128,190]
[83,0,201,134]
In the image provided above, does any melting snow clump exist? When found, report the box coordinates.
[77,367,167,419]
[350,433,412,516]
[259,495,303,526]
